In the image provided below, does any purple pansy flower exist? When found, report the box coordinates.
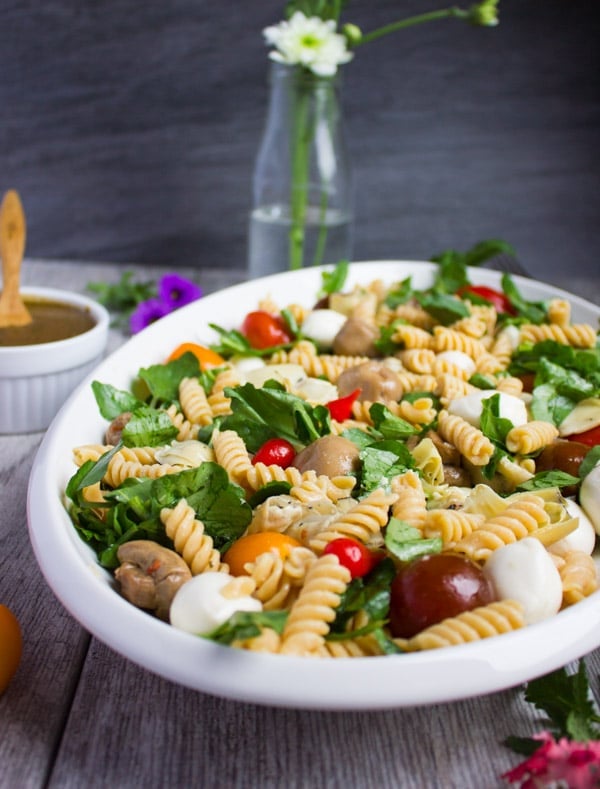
[158,274,202,310]
[129,297,171,334]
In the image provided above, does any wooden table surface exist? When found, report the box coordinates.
[1,258,599,789]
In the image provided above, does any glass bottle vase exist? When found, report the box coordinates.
[248,62,353,278]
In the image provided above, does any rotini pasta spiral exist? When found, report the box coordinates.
[160,498,228,575]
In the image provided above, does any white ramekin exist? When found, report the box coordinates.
[0,286,109,434]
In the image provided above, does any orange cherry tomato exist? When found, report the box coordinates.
[240,311,292,350]
[167,343,225,370]
[0,604,22,695]
[223,532,302,576]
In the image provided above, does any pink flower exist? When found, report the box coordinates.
[503,732,600,788]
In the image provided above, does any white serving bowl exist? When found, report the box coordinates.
[0,286,109,434]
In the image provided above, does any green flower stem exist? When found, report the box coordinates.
[356,8,466,46]
[289,82,312,270]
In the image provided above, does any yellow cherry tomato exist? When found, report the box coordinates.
[167,342,225,370]
[0,604,22,695]
[224,532,302,576]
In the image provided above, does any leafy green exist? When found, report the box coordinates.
[87,271,156,329]
[480,394,513,446]
[430,239,515,271]
[375,318,407,355]
[67,461,251,567]
[468,373,497,390]
[385,517,442,563]
[120,406,178,448]
[369,403,420,440]
[359,440,415,495]
[329,558,396,640]
[319,259,349,296]
[505,661,600,755]
[501,273,548,324]
[138,352,201,404]
[384,277,413,309]
[247,481,292,508]
[516,470,580,492]
[415,291,470,325]
[219,383,331,453]
[91,381,143,420]
[206,610,288,646]
[579,446,600,481]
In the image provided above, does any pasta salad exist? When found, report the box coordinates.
[66,260,600,658]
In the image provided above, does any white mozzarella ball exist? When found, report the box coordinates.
[245,363,307,390]
[300,309,347,350]
[435,350,477,377]
[229,355,266,376]
[294,377,338,404]
[550,499,597,556]
[170,573,262,635]
[447,390,528,429]
[496,325,521,351]
[580,464,600,536]
[483,537,562,625]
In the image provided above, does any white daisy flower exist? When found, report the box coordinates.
[263,12,354,77]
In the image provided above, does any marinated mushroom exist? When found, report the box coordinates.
[332,317,380,358]
[423,429,462,467]
[336,361,403,403]
[115,539,192,620]
[105,412,132,445]
[292,434,360,478]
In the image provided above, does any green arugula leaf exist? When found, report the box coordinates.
[219,383,331,453]
[340,426,382,449]
[319,259,349,296]
[516,470,580,492]
[415,291,470,325]
[206,610,288,646]
[359,440,415,495]
[121,405,178,448]
[375,318,406,355]
[468,373,497,390]
[384,277,413,308]
[208,323,255,357]
[579,446,600,480]
[91,381,144,420]
[385,517,442,563]
[138,352,201,404]
[480,394,513,446]
[369,403,420,440]
[247,480,292,508]
[329,558,396,637]
[501,274,548,324]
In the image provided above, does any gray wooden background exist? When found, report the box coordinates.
[1,0,598,282]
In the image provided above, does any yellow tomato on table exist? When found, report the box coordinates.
[0,604,22,694]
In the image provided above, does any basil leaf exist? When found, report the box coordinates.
[516,471,580,492]
[138,352,200,403]
[385,517,442,563]
[121,405,178,448]
[319,259,349,295]
[480,394,513,446]
[384,277,413,308]
[359,440,415,495]
[329,558,396,636]
[501,274,548,324]
[369,403,419,440]
[206,610,287,646]
[91,381,143,420]
[579,446,600,480]
[416,291,470,325]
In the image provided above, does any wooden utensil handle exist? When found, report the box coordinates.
[0,190,26,279]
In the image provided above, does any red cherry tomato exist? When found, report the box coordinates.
[326,388,361,422]
[240,311,293,349]
[458,285,515,315]
[252,437,296,468]
[568,425,600,447]
[323,537,376,578]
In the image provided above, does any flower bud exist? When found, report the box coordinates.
[342,23,362,46]
[468,0,499,27]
